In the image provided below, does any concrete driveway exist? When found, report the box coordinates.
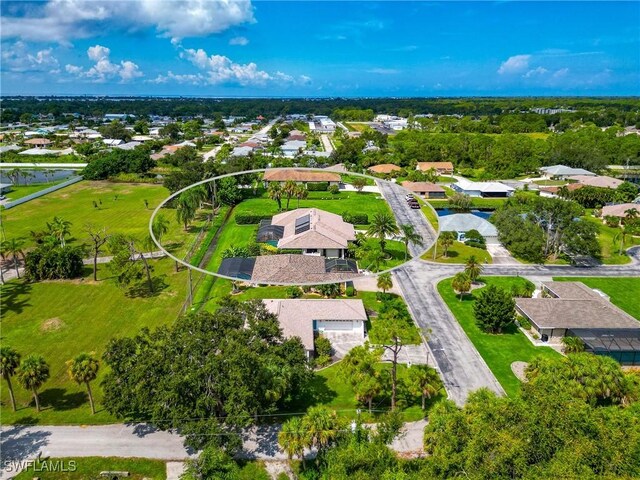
[486,244,521,265]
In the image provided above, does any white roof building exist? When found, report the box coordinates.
[439,213,499,244]
[540,165,596,178]
[453,179,515,198]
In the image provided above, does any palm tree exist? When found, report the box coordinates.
[278,416,307,468]
[67,353,99,414]
[398,224,423,260]
[283,180,298,210]
[176,190,199,231]
[152,213,170,245]
[47,216,72,247]
[17,355,50,412]
[439,231,456,258]
[294,184,308,208]
[0,346,21,412]
[407,365,442,410]
[361,244,386,272]
[624,208,639,222]
[452,272,471,301]
[377,272,393,294]
[562,336,585,354]
[367,212,399,252]
[267,183,283,210]
[301,406,340,451]
[2,238,25,278]
[464,255,483,284]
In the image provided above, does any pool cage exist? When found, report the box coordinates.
[568,328,640,366]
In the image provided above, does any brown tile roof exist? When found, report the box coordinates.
[416,161,454,172]
[568,175,623,189]
[368,164,401,174]
[272,208,356,250]
[263,169,340,183]
[601,203,640,218]
[515,281,640,330]
[251,254,360,284]
[401,181,445,193]
[263,299,367,351]
[539,183,583,194]
[24,138,52,145]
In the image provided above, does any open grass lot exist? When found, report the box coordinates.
[438,276,561,397]
[423,240,492,264]
[0,259,187,425]
[1,180,208,258]
[420,204,439,231]
[343,122,370,132]
[552,277,640,320]
[3,181,67,201]
[286,361,440,422]
[583,216,640,265]
[14,457,167,480]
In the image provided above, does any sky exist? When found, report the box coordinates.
[1,1,639,97]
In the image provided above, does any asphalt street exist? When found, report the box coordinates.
[376,179,437,257]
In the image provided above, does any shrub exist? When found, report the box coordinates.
[465,239,487,250]
[307,182,329,191]
[315,336,332,358]
[474,285,516,333]
[604,215,620,228]
[25,245,84,281]
[345,286,355,297]
[342,212,369,225]
[286,286,302,298]
[517,316,532,330]
[328,184,340,194]
[235,214,272,225]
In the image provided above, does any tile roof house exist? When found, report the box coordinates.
[515,282,640,360]
[567,175,624,189]
[368,164,402,174]
[250,254,359,284]
[401,181,446,199]
[263,299,367,357]
[262,169,341,185]
[416,162,454,174]
[267,208,356,258]
[23,138,52,147]
[539,165,596,179]
[601,203,640,219]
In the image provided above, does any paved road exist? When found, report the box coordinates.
[393,262,505,405]
[320,134,334,153]
[376,180,437,258]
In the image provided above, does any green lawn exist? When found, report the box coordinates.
[552,277,640,320]
[420,204,439,231]
[427,197,506,209]
[423,241,492,264]
[438,277,561,397]
[1,179,208,258]
[13,457,166,480]
[0,258,187,425]
[584,216,640,265]
[286,362,440,422]
[3,181,68,201]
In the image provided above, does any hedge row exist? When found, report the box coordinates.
[307,182,329,191]
[342,212,369,225]
[235,214,273,225]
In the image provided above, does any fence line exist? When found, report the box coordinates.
[2,176,83,209]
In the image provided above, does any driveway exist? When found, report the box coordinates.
[486,244,521,265]
[376,180,437,258]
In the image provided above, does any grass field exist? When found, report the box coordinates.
[583,216,640,265]
[552,277,640,320]
[13,457,167,480]
[1,180,208,259]
[427,197,506,209]
[423,240,492,264]
[0,258,187,425]
[3,181,68,201]
[438,276,561,397]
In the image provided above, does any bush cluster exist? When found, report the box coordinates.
[342,212,369,225]
[306,182,329,191]
[235,214,273,225]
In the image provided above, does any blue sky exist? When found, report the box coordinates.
[1,1,639,96]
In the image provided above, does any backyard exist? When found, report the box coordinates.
[0,258,188,425]
[438,276,561,397]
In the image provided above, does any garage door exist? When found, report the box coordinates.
[316,320,355,332]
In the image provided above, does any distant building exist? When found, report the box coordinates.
[262,169,340,186]
[540,165,596,179]
[453,179,514,198]
[567,175,624,189]
[368,164,402,175]
[23,138,52,148]
[416,162,454,175]
[439,213,499,244]
[401,181,446,199]
[309,116,336,133]
[104,113,133,121]
[601,203,640,219]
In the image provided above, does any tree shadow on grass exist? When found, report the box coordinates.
[39,388,88,411]
[287,375,338,413]
[125,275,169,298]
[0,281,33,315]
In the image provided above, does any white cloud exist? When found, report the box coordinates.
[523,66,548,78]
[1,41,60,73]
[149,71,204,85]
[66,44,143,83]
[229,36,249,46]
[1,0,255,43]
[175,45,310,87]
[553,68,570,78]
[497,54,531,75]
[366,68,400,75]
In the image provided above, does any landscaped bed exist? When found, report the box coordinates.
[423,240,492,264]
[438,276,561,397]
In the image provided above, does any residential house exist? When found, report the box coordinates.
[416,162,454,175]
[401,181,446,199]
[262,169,341,186]
[368,164,402,175]
[281,140,307,157]
[452,179,514,198]
[601,203,640,219]
[567,175,624,189]
[539,165,596,179]
[23,138,52,148]
[439,213,499,244]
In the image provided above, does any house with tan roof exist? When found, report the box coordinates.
[23,138,52,148]
[263,299,367,358]
[258,208,356,258]
[401,181,446,199]
[416,162,454,175]
[368,164,402,175]
[601,203,640,219]
[567,175,624,189]
[262,169,340,185]
[515,281,640,365]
